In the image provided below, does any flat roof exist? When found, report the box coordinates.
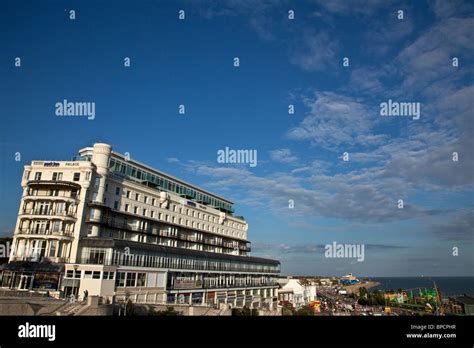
[81,238,280,266]
[79,146,233,205]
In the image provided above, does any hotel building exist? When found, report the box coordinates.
[0,143,280,309]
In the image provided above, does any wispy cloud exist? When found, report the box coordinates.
[428,209,474,242]
[269,148,298,164]
[286,92,377,149]
[252,241,408,255]
[166,157,180,163]
[289,30,338,72]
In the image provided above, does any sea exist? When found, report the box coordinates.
[365,277,474,296]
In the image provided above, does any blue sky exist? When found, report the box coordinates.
[0,0,473,276]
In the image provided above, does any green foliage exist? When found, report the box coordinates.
[358,287,368,299]
[295,305,315,316]
[281,303,296,316]
[281,304,314,316]
[357,290,386,306]
[232,306,259,316]
[148,306,179,316]
[124,299,135,316]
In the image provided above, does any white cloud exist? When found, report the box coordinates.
[166,157,180,163]
[269,148,298,164]
[286,92,377,149]
[289,31,338,72]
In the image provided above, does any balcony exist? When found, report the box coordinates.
[27,180,81,189]
[23,193,79,204]
[9,255,69,263]
[88,217,153,234]
[239,245,251,252]
[43,256,68,263]
[21,208,77,220]
[16,228,74,239]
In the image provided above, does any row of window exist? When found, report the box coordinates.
[26,188,79,199]
[118,188,245,233]
[81,248,280,273]
[65,269,115,280]
[115,272,146,287]
[108,158,234,213]
[107,205,245,239]
[33,172,81,182]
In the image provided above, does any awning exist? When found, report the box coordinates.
[0,261,64,273]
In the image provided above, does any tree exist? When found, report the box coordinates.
[295,305,315,316]
[232,306,259,316]
[148,306,179,316]
[358,287,368,299]
[281,303,295,316]
[124,299,135,316]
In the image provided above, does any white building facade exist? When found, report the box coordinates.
[277,278,317,308]
[0,143,280,309]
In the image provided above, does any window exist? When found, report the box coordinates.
[126,190,131,199]
[134,207,138,214]
[151,198,155,206]
[126,273,136,287]
[137,273,146,287]
[85,172,91,181]
[92,271,101,279]
[151,211,155,218]
[105,183,109,192]
[135,193,140,201]
[115,272,126,287]
[88,249,106,264]
[144,196,148,204]
[52,220,62,233]
[73,173,81,181]
[125,204,129,212]
[52,172,63,181]
[66,270,74,278]
[143,209,147,216]
[115,187,120,195]
[34,172,42,180]
[114,201,119,209]
[94,177,100,187]
[84,271,93,279]
[103,271,114,280]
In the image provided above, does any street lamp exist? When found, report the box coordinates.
[71,265,78,303]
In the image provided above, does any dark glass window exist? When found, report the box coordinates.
[126,273,136,287]
[137,273,146,287]
[115,272,125,287]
